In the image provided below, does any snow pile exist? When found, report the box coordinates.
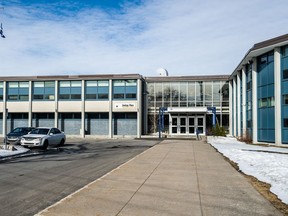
[208,136,288,205]
[0,145,29,158]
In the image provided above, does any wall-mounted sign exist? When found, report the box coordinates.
[115,103,136,109]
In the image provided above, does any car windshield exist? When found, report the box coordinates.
[11,128,28,133]
[30,128,50,135]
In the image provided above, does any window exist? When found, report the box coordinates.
[0,82,3,100]
[259,97,275,108]
[284,95,288,105]
[283,69,288,80]
[85,80,109,100]
[259,98,267,108]
[284,119,288,128]
[268,97,275,107]
[113,80,137,100]
[247,120,252,128]
[33,81,55,100]
[247,81,252,91]
[247,101,252,110]
[59,81,82,100]
[188,82,195,101]
[195,81,204,105]
[7,81,29,101]
[204,82,212,101]
[51,128,61,134]
[282,45,288,57]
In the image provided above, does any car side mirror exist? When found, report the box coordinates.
[49,132,54,135]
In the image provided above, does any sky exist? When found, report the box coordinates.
[0,0,288,77]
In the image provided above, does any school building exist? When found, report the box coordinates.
[0,33,288,146]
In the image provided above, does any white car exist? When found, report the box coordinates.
[20,127,66,150]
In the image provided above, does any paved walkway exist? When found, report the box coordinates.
[37,139,282,216]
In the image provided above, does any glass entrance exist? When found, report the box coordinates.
[188,117,195,134]
[171,117,178,134]
[179,117,186,134]
[196,116,204,134]
[170,114,205,135]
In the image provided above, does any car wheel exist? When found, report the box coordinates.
[59,139,65,146]
[43,140,49,150]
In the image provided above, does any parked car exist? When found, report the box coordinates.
[20,127,66,150]
[4,127,35,144]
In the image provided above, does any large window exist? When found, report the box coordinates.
[113,80,137,100]
[257,51,275,143]
[147,83,155,107]
[195,81,204,106]
[171,82,179,107]
[179,82,187,107]
[59,81,82,100]
[7,81,29,101]
[85,80,109,100]
[0,82,3,101]
[33,81,55,100]
[147,80,229,109]
[188,82,195,107]
[204,82,212,106]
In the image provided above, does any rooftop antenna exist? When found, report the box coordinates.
[0,7,5,38]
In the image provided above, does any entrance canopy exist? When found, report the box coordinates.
[167,107,208,113]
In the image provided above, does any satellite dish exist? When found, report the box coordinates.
[156,68,169,76]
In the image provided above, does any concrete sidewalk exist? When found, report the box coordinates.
[37,140,282,216]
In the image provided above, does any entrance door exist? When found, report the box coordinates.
[169,115,205,135]
[188,117,195,134]
[196,116,204,134]
[171,116,187,134]
[171,116,178,134]
[179,117,186,134]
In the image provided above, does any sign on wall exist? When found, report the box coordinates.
[114,103,136,109]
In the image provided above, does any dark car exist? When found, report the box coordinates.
[4,127,35,144]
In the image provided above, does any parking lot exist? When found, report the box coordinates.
[0,137,160,216]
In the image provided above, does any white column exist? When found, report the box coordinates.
[81,80,85,138]
[3,81,7,136]
[143,84,148,135]
[109,79,113,138]
[233,77,237,136]
[274,47,282,145]
[242,67,247,138]
[54,80,59,128]
[137,79,142,138]
[252,58,258,143]
[28,81,32,127]
[229,80,233,136]
[237,72,241,137]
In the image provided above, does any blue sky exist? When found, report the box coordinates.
[0,0,288,76]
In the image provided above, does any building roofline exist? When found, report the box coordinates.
[230,33,288,80]
[251,33,288,51]
[145,75,229,82]
[0,74,143,81]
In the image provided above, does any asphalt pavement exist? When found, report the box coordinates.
[36,139,282,216]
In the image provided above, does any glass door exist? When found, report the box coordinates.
[171,116,178,134]
[196,116,204,134]
[179,117,186,134]
[188,117,195,134]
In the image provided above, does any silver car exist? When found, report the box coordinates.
[20,127,66,150]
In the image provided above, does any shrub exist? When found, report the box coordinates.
[211,124,226,136]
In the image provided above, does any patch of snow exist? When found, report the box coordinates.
[0,145,29,158]
[207,136,288,205]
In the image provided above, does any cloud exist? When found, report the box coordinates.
[0,0,288,77]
